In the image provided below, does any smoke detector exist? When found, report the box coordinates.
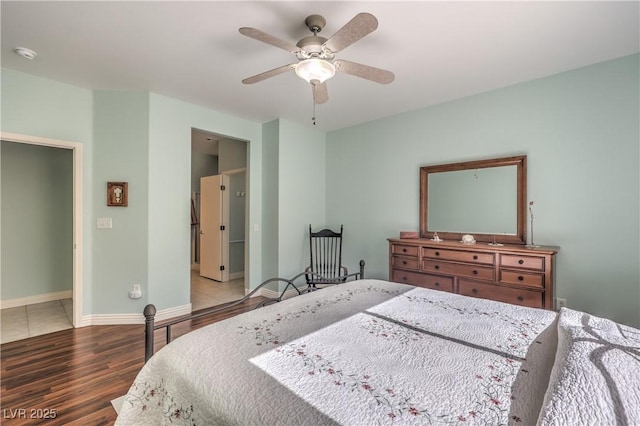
[14,47,37,60]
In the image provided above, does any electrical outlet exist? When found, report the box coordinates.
[129,284,142,299]
[556,298,567,311]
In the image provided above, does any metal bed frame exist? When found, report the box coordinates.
[143,260,365,362]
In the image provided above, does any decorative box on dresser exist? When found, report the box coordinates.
[388,238,559,310]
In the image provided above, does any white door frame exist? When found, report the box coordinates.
[1,132,83,327]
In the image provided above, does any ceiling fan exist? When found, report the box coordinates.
[239,13,395,106]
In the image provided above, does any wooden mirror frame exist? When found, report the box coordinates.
[420,155,527,245]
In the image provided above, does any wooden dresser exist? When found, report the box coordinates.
[388,238,558,310]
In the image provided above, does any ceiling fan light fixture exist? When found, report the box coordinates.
[295,58,335,83]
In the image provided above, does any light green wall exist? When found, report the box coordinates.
[219,138,247,173]
[0,69,266,315]
[260,119,326,283]
[278,119,326,278]
[219,139,247,275]
[3,54,637,326]
[1,142,73,299]
[0,69,94,143]
[261,120,279,281]
[0,68,94,314]
[147,93,263,310]
[191,152,218,193]
[92,91,150,314]
[327,54,640,327]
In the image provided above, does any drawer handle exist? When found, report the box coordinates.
[518,259,524,265]
[402,248,407,253]
[472,270,478,275]
[402,260,407,265]
[435,251,440,256]
[473,255,478,260]
[472,288,478,294]
[434,265,440,270]
[434,282,440,287]
[402,276,407,281]
[517,296,524,301]
[518,276,524,281]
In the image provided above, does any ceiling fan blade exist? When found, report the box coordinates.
[323,13,378,53]
[239,27,300,53]
[334,59,395,84]
[311,80,329,104]
[242,64,295,84]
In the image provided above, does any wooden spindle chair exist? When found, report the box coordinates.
[305,224,347,289]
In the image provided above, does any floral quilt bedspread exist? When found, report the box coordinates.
[116,280,558,425]
[537,307,640,425]
[251,287,557,425]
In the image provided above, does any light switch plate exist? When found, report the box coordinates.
[97,217,112,229]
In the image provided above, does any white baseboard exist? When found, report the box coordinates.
[77,286,304,327]
[155,304,193,322]
[80,303,192,326]
[256,287,300,300]
[229,271,244,280]
[1,290,72,309]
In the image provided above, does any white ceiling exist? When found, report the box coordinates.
[2,1,638,132]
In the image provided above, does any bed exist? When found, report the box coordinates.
[115,279,640,425]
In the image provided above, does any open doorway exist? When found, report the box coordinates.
[190,129,247,311]
[0,132,83,342]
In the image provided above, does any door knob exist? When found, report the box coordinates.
[200,230,204,234]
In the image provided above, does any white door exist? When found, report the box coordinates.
[200,174,229,281]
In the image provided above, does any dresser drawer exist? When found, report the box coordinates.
[391,255,419,270]
[391,269,454,292]
[389,237,557,310]
[422,260,495,281]
[458,279,543,309]
[500,270,544,289]
[423,248,494,265]
[500,254,544,271]
[392,244,419,257]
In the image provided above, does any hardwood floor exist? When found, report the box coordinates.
[1,298,266,425]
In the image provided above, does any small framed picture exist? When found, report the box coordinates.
[107,182,128,206]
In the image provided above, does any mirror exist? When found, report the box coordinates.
[420,155,527,245]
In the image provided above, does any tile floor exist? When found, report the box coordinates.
[190,269,246,311]
[1,299,73,344]
[0,273,245,344]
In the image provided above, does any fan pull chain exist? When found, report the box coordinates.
[312,101,317,126]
